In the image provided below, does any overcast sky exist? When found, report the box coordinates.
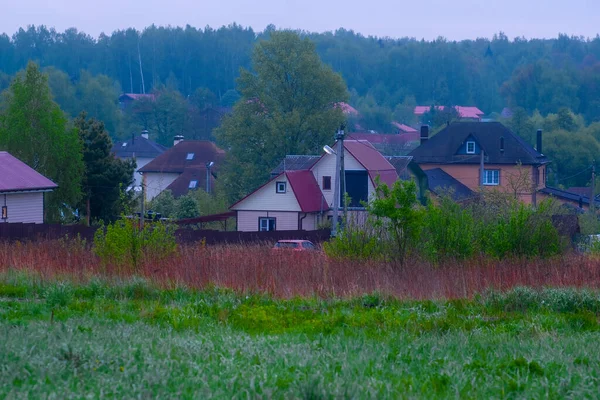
[2,0,599,41]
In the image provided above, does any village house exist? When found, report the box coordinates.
[414,106,485,122]
[112,130,166,190]
[409,122,550,204]
[118,93,156,110]
[0,152,58,223]
[230,140,419,232]
[138,137,225,201]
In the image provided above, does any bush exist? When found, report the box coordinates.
[323,223,388,261]
[93,218,177,270]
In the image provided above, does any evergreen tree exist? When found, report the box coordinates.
[74,112,135,224]
[0,62,84,222]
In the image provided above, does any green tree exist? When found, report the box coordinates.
[75,112,135,224]
[0,62,84,222]
[152,87,187,146]
[176,194,199,219]
[544,130,600,186]
[215,31,348,200]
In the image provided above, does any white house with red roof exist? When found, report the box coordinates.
[0,152,58,223]
[230,140,407,232]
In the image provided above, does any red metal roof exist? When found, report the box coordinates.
[343,140,398,187]
[0,152,57,193]
[335,102,359,116]
[415,105,484,119]
[391,122,418,133]
[285,170,329,213]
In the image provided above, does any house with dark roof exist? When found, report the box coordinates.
[230,140,420,232]
[0,152,58,223]
[138,139,225,201]
[112,130,167,190]
[410,122,549,204]
[118,93,156,110]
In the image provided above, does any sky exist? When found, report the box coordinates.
[2,0,599,41]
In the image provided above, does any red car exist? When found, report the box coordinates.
[272,240,317,251]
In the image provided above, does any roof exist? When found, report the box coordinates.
[112,135,167,159]
[139,141,225,173]
[391,122,418,133]
[347,132,419,145]
[119,93,156,101]
[540,187,600,207]
[344,140,398,187]
[0,152,58,193]
[230,171,328,213]
[566,187,596,199]
[414,106,484,119]
[409,122,549,165]
[286,170,329,213]
[424,168,475,201]
[335,102,359,116]
[271,155,321,176]
[385,156,413,179]
[165,169,215,198]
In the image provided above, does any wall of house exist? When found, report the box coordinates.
[129,157,153,188]
[236,210,301,232]
[299,213,318,230]
[1,192,44,223]
[144,172,180,201]
[420,163,546,204]
[232,175,302,212]
[310,151,374,209]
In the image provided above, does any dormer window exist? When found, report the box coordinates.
[189,180,198,189]
[466,141,475,154]
[122,142,127,147]
[186,153,195,160]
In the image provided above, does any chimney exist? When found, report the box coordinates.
[420,125,429,145]
[174,135,184,146]
[536,129,543,154]
[141,129,149,140]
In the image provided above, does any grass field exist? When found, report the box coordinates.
[3,272,600,398]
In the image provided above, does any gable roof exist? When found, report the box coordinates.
[112,135,167,159]
[347,132,419,145]
[271,155,321,176]
[335,102,359,116]
[286,170,329,212]
[409,122,549,165]
[540,187,600,207]
[385,156,413,179]
[424,168,475,201]
[391,122,418,133]
[0,152,58,193]
[165,169,215,198]
[119,93,156,102]
[230,171,328,213]
[414,106,484,119]
[139,141,225,173]
[344,140,398,187]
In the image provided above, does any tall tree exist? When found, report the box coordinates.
[215,31,348,200]
[0,62,84,222]
[74,112,135,224]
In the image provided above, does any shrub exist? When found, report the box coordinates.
[93,218,177,270]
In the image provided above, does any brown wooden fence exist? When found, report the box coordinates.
[0,223,330,245]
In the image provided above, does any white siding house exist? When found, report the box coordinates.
[0,152,58,224]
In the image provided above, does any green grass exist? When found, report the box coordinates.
[2,272,600,398]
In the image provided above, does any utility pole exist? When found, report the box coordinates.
[592,161,596,212]
[480,150,485,188]
[331,127,344,237]
[338,126,347,224]
[140,179,145,229]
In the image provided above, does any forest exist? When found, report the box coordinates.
[1,24,600,190]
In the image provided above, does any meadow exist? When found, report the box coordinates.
[3,241,600,398]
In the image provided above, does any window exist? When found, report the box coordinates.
[342,170,369,208]
[276,181,287,193]
[302,242,316,250]
[259,217,276,231]
[466,141,475,154]
[186,153,195,160]
[121,142,127,147]
[483,169,500,186]
[322,176,332,191]
[189,180,198,189]
[275,242,298,248]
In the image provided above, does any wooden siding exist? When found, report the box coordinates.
[1,193,44,224]
[237,210,300,232]
[232,175,301,212]
[144,172,180,201]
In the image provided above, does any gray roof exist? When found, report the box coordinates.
[540,187,600,207]
[384,156,413,179]
[424,168,475,201]
[410,122,549,165]
[271,155,321,176]
[113,135,167,159]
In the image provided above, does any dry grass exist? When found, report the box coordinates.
[1,240,600,299]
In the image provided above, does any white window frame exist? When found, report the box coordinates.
[466,141,476,154]
[189,180,198,189]
[483,169,500,186]
[259,217,276,231]
[186,153,195,160]
[276,181,287,193]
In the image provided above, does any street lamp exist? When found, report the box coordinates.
[323,145,336,155]
[206,161,214,194]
